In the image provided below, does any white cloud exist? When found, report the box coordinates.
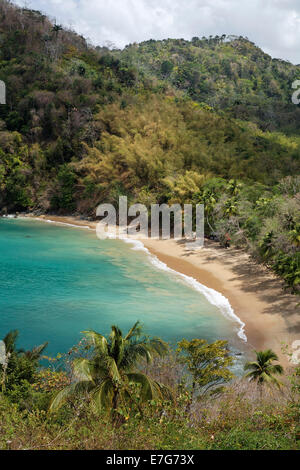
[15,0,300,63]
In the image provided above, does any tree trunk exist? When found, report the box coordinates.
[185,381,196,414]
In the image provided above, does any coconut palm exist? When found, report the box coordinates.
[3,330,19,355]
[2,329,48,361]
[259,231,275,259]
[50,322,172,418]
[201,188,218,235]
[289,225,300,248]
[0,330,48,391]
[244,349,283,395]
[273,253,300,292]
[227,179,242,196]
[224,198,238,217]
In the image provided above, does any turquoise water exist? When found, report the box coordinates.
[0,218,247,368]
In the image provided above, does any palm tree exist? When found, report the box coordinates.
[259,231,275,259]
[201,188,217,235]
[289,225,300,248]
[224,198,238,217]
[227,179,242,196]
[0,330,48,391]
[3,330,19,355]
[273,253,300,292]
[244,349,284,396]
[50,322,172,419]
[2,330,48,361]
[23,343,49,362]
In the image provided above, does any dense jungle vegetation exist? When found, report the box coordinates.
[0,0,299,289]
[0,323,300,450]
[0,0,300,451]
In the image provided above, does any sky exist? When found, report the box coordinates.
[15,0,300,64]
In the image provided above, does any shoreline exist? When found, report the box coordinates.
[18,214,300,363]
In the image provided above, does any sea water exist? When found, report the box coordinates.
[0,218,248,372]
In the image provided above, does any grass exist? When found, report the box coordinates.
[0,377,299,450]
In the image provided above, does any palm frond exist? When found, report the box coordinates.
[126,372,173,402]
[244,370,260,380]
[152,381,174,402]
[49,380,92,412]
[51,323,171,414]
[123,343,153,366]
[109,325,125,365]
[269,364,284,375]
[124,321,142,341]
[73,358,94,382]
[92,379,114,411]
[244,349,284,388]
[126,372,158,401]
[24,342,48,361]
[105,356,121,384]
[82,330,108,354]
[3,330,19,354]
[148,337,169,357]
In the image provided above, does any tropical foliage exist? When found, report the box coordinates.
[244,349,284,389]
[120,36,300,134]
[0,0,299,450]
[50,323,172,419]
[177,339,234,398]
[0,330,47,393]
[0,0,299,292]
[0,326,299,450]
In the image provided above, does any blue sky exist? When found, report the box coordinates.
[15,0,300,63]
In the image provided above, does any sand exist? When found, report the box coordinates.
[143,239,300,357]
[24,214,300,363]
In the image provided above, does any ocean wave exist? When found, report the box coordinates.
[23,217,94,231]
[148,252,247,342]
[121,238,149,253]
[120,237,247,342]
[24,217,247,343]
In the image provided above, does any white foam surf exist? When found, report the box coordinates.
[19,216,94,231]
[19,217,247,343]
[118,238,247,343]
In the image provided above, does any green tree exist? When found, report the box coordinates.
[227,179,242,196]
[273,252,300,292]
[223,198,238,217]
[289,225,300,249]
[50,322,172,419]
[0,330,48,394]
[177,339,234,406]
[161,60,174,76]
[259,231,275,259]
[244,349,284,396]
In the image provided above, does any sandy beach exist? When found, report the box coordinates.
[143,239,300,357]
[25,214,300,363]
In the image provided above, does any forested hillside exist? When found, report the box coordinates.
[120,36,300,133]
[0,1,300,451]
[0,0,299,292]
